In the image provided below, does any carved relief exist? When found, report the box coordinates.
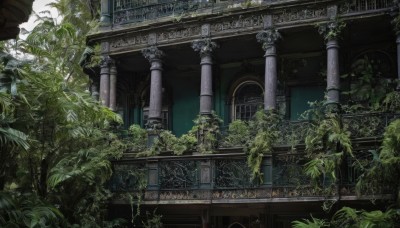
[256,29,281,50]
[142,46,164,61]
[110,35,148,49]
[192,38,218,57]
[211,15,263,33]
[272,7,327,24]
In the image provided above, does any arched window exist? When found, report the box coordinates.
[232,81,264,121]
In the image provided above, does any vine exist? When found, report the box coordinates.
[245,110,281,181]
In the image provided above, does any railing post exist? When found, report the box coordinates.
[200,160,212,189]
[261,156,272,186]
[147,161,159,190]
[100,0,111,26]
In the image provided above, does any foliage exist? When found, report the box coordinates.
[292,215,328,228]
[0,192,65,227]
[245,110,280,180]
[142,209,163,228]
[0,0,131,226]
[194,111,222,154]
[129,124,148,151]
[342,57,393,111]
[356,119,400,204]
[317,18,346,41]
[331,207,399,228]
[292,207,399,228]
[221,119,250,147]
[150,130,187,155]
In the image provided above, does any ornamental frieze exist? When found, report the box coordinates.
[157,26,202,42]
[110,34,148,49]
[272,7,327,24]
[211,15,264,33]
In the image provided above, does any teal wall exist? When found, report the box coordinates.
[170,72,200,136]
[290,86,324,120]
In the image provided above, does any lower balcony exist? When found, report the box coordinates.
[108,151,391,205]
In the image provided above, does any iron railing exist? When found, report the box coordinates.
[111,0,395,25]
[108,152,375,201]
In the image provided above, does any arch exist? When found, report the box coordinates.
[228,222,246,228]
[229,78,264,121]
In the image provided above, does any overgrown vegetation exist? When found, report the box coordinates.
[0,0,131,226]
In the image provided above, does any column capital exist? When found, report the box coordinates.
[192,38,218,57]
[256,29,281,51]
[100,55,113,68]
[318,19,346,41]
[142,46,164,62]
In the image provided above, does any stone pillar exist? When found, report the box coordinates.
[320,5,343,106]
[326,39,340,104]
[100,0,111,25]
[256,29,281,111]
[142,46,164,128]
[192,39,218,115]
[109,61,117,111]
[90,80,99,101]
[396,34,400,90]
[201,209,210,228]
[99,56,111,107]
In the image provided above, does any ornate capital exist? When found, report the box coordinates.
[192,39,218,57]
[142,46,164,62]
[318,19,346,41]
[256,29,281,50]
[100,55,113,68]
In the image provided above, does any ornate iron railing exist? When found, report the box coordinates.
[111,0,395,25]
[214,159,257,188]
[339,0,394,15]
[108,152,378,201]
[159,160,199,189]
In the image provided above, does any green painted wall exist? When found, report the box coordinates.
[290,86,324,120]
[170,73,200,136]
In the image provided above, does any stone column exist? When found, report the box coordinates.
[109,61,117,111]
[396,33,400,90]
[142,46,164,128]
[201,209,210,228]
[256,29,281,111]
[192,39,218,115]
[326,39,340,104]
[100,0,111,25]
[99,56,111,107]
[90,80,99,101]
[320,5,343,106]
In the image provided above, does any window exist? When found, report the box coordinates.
[232,81,264,121]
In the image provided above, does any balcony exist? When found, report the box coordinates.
[109,112,398,204]
[110,0,395,26]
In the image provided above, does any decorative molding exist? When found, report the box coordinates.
[192,38,218,57]
[256,29,281,50]
[317,19,346,41]
[110,34,148,49]
[100,55,113,68]
[211,15,264,33]
[157,26,202,42]
[142,46,164,61]
[272,7,327,24]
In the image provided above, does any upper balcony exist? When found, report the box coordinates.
[108,0,395,27]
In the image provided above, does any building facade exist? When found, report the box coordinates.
[87,0,400,227]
